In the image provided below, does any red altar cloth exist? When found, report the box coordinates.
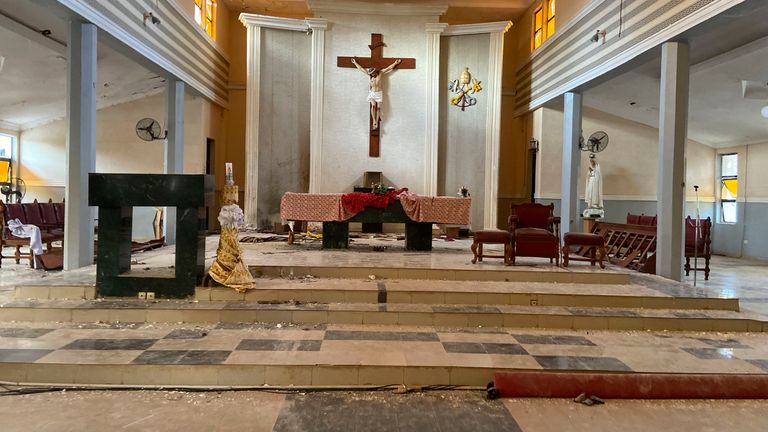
[341,188,407,215]
[280,191,471,225]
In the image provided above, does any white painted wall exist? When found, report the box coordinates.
[319,13,434,193]
[438,33,491,231]
[536,106,715,202]
[257,27,311,225]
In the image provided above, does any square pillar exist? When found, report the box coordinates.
[656,42,689,281]
[561,91,582,241]
[164,79,185,245]
[64,21,97,270]
[307,18,328,194]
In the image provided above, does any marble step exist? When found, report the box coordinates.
[1,323,767,387]
[0,299,763,332]
[14,279,739,312]
[249,264,631,284]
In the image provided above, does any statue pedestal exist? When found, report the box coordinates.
[582,217,601,233]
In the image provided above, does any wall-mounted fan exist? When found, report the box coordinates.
[135,118,167,141]
[1,177,26,203]
[579,130,609,154]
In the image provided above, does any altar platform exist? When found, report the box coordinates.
[2,234,768,389]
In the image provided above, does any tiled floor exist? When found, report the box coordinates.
[1,390,768,432]
[1,322,767,380]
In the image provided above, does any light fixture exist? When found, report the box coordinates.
[143,12,161,26]
[761,104,768,119]
[528,138,539,151]
[0,56,4,74]
[591,29,606,44]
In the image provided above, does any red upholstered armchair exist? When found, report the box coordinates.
[508,203,561,266]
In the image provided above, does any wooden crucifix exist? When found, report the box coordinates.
[337,33,416,157]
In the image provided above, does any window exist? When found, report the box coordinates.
[720,153,738,224]
[0,133,13,184]
[547,0,556,40]
[532,0,556,51]
[194,0,216,40]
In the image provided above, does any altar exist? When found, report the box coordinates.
[280,192,471,251]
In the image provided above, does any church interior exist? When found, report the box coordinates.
[1,0,768,429]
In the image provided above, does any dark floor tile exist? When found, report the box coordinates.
[746,359,768,372]
[534,355,632,371]
[0,328,54,338]
[61,339,158,351]
[483,343,528,355]
[695,338,751,349]
[533,355,584,370]
[512,334,595,346]
[132,350,187,364]
[672,311,710,319]
[578,356,633,371]
[443,342,486,354]
[442,342,527,355]
[0,349,53,362]
[432,305,501,314]
[164,329,209,339]
[177,350,231,365]
[236,339,322,351]
[682,347,737,360]
[324,330,439,342]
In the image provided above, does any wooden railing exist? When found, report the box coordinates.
[589,222,657,274]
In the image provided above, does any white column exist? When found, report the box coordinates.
[307,18,328,194]
[424,23,448,196]
[561,91,582,241]
[656,42,689,281]
[64,21,97,270]
[483,26,509,229]
[243,23,261,226]
[163,79,185,245]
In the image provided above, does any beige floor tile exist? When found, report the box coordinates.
[358,366,404,385]
[404,366,449,385]
[25,364,78,384]
[265,365,313,386]
[36,350,143,364]
[449,367,494,386]
[397,312,434,326]
[311,365,359,385]
[217,365,266,386]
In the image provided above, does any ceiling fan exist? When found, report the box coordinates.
[135,118,167,141]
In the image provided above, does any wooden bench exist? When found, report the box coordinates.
[0,199,65,267]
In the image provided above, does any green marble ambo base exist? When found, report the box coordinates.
[89,174,214,298]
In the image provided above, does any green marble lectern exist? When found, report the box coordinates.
[89,174,214,298]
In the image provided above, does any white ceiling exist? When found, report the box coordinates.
[0,1,165,131]
[582,1,768,149]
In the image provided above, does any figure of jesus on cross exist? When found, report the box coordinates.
[351,57,401,130]
[337,33,416,157]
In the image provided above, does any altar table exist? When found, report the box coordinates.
[280,192,471,251]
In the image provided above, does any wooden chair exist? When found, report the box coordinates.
[508,203,561,266]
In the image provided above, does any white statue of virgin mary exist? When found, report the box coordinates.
[583,154,605,218]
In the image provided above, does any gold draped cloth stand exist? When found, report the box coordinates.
[207,184,255,292]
